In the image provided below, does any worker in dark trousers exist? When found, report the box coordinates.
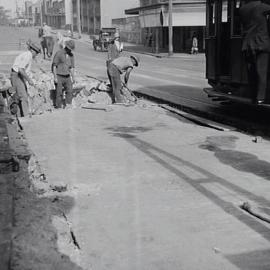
[52,40,75,109]
[107,55,139,104]
[10,40,41,117]
[107,32,123,86]
[240,0,270,104]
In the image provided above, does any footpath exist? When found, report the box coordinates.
[1,28,270,269]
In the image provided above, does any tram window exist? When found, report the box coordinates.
[208,1,216,36]
[232,0,242,36]
[222,1,228,23]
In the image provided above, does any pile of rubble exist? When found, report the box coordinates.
[28,70,55,115]
[72,76,113,108]
[1,58,137,116]
[28,69,114,115]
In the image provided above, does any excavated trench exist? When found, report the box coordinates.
[10,152,86,270]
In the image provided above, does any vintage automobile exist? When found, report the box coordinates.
[92,28,116,52]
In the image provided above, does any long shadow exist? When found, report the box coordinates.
[106,128,270,245]
[200,135,270,180]
[226,248,270,270]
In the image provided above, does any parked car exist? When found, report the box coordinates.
[92,28,116,52]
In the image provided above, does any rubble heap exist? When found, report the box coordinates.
[1,58,137,116]
[28,70,114,115]
[28,70,55,115]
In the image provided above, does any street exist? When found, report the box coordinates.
[1,26,270,270]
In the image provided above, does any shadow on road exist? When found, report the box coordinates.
[106,127,270,260]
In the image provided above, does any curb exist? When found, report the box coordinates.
[0,112,31,270]
[134,91,270,137]
[0,113,15,270]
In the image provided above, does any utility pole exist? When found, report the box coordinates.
[168,0,173,56]
[70,0,74,37]
[77,0,81,38]
[40,0,43,26]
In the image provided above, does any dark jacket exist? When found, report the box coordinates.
[240,1,270,52]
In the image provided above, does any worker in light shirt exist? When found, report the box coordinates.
[10,40,41,117]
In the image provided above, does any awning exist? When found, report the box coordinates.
[135,4,206,28]
[125,1,206,15]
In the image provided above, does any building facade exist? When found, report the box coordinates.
[42,0,65,29]
[72,0,139,34]
[125,0,206,52]
[39,0,140,35]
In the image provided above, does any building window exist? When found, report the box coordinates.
[208,0,216,36]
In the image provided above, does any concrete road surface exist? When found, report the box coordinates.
[20,104,270,270]
[1,26,270,270]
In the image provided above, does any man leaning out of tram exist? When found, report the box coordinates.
[240,0,270,104]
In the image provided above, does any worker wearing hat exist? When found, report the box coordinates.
[107,55,139,103]
[52,39,76,109]
[107,32,123,63]
[10,40,41,117]
[107,31,123,86]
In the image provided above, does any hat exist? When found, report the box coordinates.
[130,55,139,67]
[65,40,75,50]
[27,40,41,54]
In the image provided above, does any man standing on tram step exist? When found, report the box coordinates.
[52,39,75,109]
[10,40,41,117]
[107,55,139,104]
[240,0,270,104]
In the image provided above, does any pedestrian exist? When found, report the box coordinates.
[107,32,123,85]
[10,40,41,117]
[240,0,270,104]
[144,32,148,47]
[191,33,198,54]
[148,33,153,47]
[57,32,71,49]
[107,55,139,104]
[42,22,52,38]
[52,40,76,109]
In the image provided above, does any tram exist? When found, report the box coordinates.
[204,0,270,106]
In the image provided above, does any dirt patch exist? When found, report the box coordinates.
[10,156,86,270]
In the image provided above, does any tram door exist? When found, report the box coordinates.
[206,1,229,80]
[218,0,231,79]
[230,0,248,85]
[205,0,217,80]
[206,0,231,80]
[206,0,247,84]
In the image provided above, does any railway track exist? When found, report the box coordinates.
[134,87,270,138]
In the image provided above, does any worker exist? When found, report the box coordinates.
[52,39,76,109]
[42,22,52,38]
[107,32,123,85]
[240,0,270,104]
[107,55,139,104]
[107,32,123,63]
[56,31,71,49]
[10,40,41,117]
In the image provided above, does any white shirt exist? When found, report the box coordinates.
[12,51,32,74]
[43,25,52,37]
